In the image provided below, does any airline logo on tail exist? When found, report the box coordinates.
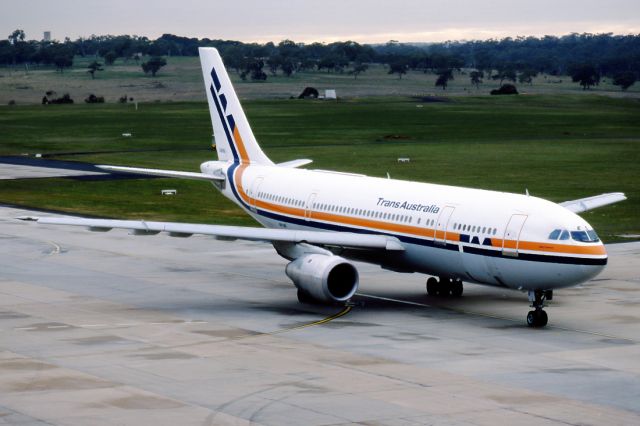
[208,67,250,163]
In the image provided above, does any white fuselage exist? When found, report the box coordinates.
[202,161,607,291]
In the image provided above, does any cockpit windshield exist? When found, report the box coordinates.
[548,229,599,243]
[571,230,600,242]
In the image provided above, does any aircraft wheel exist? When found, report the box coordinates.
[527,310,548,328]
[537,310,548,327]
[527,311,536,327]
[426,277,438,296]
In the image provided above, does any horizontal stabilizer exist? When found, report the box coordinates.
[560,192,627,213]
[98,165,224,181]
[277,159,313,168]
[23,217,405,251]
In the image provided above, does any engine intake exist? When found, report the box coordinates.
[285,254,359,303]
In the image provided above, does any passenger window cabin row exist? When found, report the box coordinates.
[453,223,498,236]
[257,192,504,239]
[257,191,427,225]
[313,202,414,224]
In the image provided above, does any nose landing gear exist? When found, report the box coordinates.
[426,277,463,297]
[527,290,549,328]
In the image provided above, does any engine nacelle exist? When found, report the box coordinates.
[285,254,359,303]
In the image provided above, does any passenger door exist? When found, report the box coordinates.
[502,214,528,257]
[248,177,263,211]
[434,206,455,245]
[305,193,317,221]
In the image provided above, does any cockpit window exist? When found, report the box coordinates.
[549,228,599,243]
[571,230,600,243]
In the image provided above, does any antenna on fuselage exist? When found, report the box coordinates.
[525,188,530,197]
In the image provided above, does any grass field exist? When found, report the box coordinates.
[2,55,639,105]
[0,95,638,242]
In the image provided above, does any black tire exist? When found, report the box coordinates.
[426,277,438,296]
[527,310,548,328]
[451,280,463,297]
[527,310,536,327]
[537,310,548,327]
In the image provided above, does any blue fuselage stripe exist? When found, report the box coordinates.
[251,207,605,266]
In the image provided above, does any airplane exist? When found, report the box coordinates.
[19,47,627,328]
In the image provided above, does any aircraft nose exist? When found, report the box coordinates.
[581,262,606,282]
[578,243,607,283]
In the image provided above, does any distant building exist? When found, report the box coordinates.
[43,31,51,41]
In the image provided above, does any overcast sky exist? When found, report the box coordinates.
[3,0,639,43]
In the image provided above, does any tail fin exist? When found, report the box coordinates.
[199,47,273,165]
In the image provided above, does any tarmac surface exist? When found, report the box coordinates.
[1,205,639,425]
[0,157,152,181]
[0,158,105,180]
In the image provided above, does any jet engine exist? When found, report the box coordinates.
[285,254,359,303]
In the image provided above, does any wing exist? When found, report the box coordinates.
[97,165,224,181]
[560,192,627,213]
[18,216,405,251]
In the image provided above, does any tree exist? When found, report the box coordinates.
[53,54,73,73]
[7,29,27,66]
[0,40,12,64]
[612,71,636,90]
[141,56,167,76]
[518,69,538,85]
[470,70,484,88]
[281,59,296,77]
[349,62,368,79]
[492,68,516,85]
[103,51,117,65]
[240,59,267,81]
[388,61,408,79]
[87,61,104,79]
[266,55,281,75]
[435,68,454,90]
[317,54,348,73]
[8,29,25,45]
[568,64,600,90]
[297,58,316,72]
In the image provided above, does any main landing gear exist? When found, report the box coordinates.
[426,277,463,297]
[527,290,552,328]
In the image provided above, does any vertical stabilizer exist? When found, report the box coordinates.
[199,47,273,165]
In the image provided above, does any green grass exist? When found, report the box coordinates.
[0,95,638,242]
[2,55,639,105]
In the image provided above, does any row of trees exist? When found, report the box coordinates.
[2,30,639,89]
